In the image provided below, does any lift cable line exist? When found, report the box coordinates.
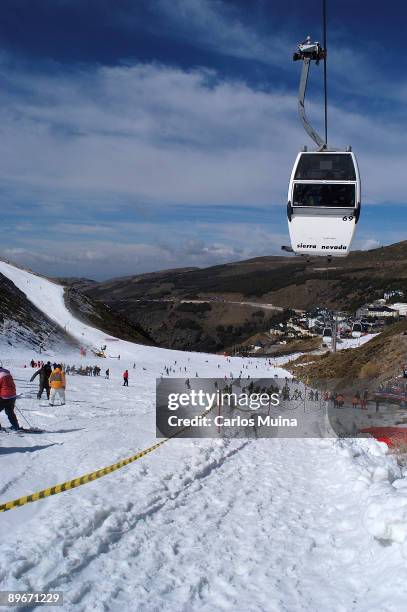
[323,0,328,147]
[292,0,328,149]
[282,0,362,259]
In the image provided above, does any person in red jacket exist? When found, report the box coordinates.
[0,367,21,430]
[123,370,129,386]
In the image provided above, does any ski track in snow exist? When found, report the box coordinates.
[1,261,407,611]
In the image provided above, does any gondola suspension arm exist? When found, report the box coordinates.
[294,37,326,149]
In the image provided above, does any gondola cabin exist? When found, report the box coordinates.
[287,151,361,257]
[322,327,332,344]
[352,322,362,338]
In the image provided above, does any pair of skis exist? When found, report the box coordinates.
[0,426,45,435]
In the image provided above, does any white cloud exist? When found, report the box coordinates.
[149,0,287,67]
[0,62,296,209]
[0,220,289,279]
[352,237,381,251]
[0,59,406,216]
[138,0,407,109]
[0,47,406,278]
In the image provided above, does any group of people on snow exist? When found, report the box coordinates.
[29,358,45,369]
[1,359,132,430]
[2,354,278,431]
[1,362,68,430]
[30,362,66,405]
[65,364,103,377]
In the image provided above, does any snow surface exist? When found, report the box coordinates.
[1,261,407,611]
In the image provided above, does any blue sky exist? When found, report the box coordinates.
[0,0,406,279]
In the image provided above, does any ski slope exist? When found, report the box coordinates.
[1,261,407,611]
[0,259,291,370]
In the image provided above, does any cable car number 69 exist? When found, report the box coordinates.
[342,215,354,221]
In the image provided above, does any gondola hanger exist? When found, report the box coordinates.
[282,0,362,259]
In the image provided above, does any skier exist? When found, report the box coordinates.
[0,367,21,430]
[282,384,290,401]
[105,368,110,379]
[49,364,66,406]
[362,389,369,410]
[30,361,52,400]
[352,392,360,409]
[123,370,129,386]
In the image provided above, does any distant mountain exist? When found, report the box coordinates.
[3,241,406,354]
[76,240,407,352]
[82,241,407,308]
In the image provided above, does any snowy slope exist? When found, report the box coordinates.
[337,334,377,350]
[0,260,290,372]
[0,269,74,352]
[0,260,135,357]
[1,261,407,611]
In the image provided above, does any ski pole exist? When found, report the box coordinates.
[15,406,33,429]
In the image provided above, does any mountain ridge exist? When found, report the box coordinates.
[72,240,407,351]
[3,240,407,353]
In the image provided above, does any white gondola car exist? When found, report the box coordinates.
[287,150,361,258]
[322,326,332,344]
[351,321,362,338]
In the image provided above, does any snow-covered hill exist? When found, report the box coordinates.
[1,261,407,611]
[0,268,75,351]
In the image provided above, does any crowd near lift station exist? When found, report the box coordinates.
[283,1,361,259]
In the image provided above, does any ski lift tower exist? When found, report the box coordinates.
[331,317,337,353]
